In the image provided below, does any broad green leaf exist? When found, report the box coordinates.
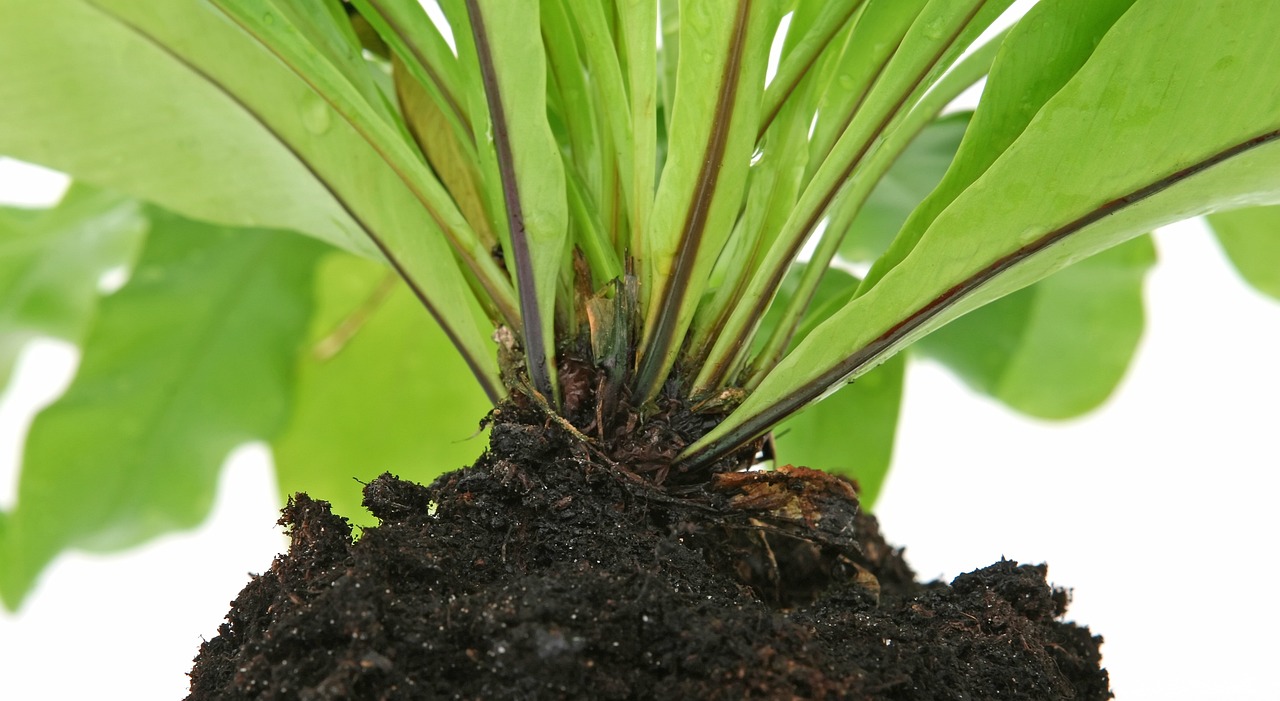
[1207,206,1280,300]
[466,0,569,397]
[657,0,680,139]
[860,0,1138,294]
[686,59,819,373]
[684,0,1280,468]
[0,0,371,257]
[696,0,1010,395]
[774,354,904,509]
[540,2,601,210]
[634,0,779,401]
[206,0,518,343]
[917,235,1156,419]
[0,211,324,610]
[0,185,146,392]
[273,253,491,526]
[807,0,930,171]
[570,0,636,247]
[1,0,502,396]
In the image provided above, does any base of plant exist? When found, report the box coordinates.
[187,409,1110,700]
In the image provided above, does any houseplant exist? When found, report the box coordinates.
[2,0,1278,697]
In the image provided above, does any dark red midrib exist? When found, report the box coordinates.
[681,127,1280,469]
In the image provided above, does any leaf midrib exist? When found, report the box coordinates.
[681,127,1280,469]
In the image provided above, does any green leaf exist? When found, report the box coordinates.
[774,354,904,509]
[684,0,1280,469]
[204,0,515,369]
[0,0,372,257]
[272,253,491,526]
[860,0,1138,293]
[0,0,503,397]
[617,0,658,258]
[0,185,146,392]
[1206,205,1280,300]
[752,266,860,361]
[0,211,324,610]
[695,0,1010,395]
[840,112,970,263]
[916,235,1156,419]
[466,0,569,397]
[634,0,780,401]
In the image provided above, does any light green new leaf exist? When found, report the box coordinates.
[0,185,146,392]
[1207,205,1280,300]
[273,253,491,526]
[0,0,371,257]
[684,0,1280,468]
[0,211,324,610]
[917,236,1156,419]
[774,354,904,510]
[617,0,659,258]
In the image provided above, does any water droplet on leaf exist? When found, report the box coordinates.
[301,94,332,135]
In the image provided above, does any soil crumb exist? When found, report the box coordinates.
[188,412,1110,700]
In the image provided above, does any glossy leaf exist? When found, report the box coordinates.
[202,0,512,368]
[860,0,1138,294]
[0,0,502,397]
[634,0,779,402]
[273,253,491,526]
[0,186,146,392]
[0,0,372,257]
[617,0,659,259]
[917,236,1156,419]
[683,0,1280,468]
[1206,205,1280,300]
[696,0,1011,395]
[466,0,568,397]
[774,354,904,509]
[0,211,324,610]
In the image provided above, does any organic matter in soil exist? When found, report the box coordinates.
[187,406,1110,700]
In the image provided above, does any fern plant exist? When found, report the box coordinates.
[1,0,1278,611]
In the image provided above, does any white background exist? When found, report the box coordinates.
[2,1,1279,693]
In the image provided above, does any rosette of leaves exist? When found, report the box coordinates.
[1,0,1278,610]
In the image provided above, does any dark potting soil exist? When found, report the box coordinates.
[187,407,1111,700]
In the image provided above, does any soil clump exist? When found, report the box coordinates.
[187,406,1110,700]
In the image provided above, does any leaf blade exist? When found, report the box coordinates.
[683,0,1280,468]
[1206,205,1280,300]
[0,211,324,610]
[0,185,147,391]
[272,253,491,524]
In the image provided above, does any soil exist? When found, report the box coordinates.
[187,403,1111,700]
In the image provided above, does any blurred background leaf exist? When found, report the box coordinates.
[272,252,492,526]
[0,185,146,392]
[915,236,1156,419]
[1206,205,1280,300]
[1,208,325,610]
